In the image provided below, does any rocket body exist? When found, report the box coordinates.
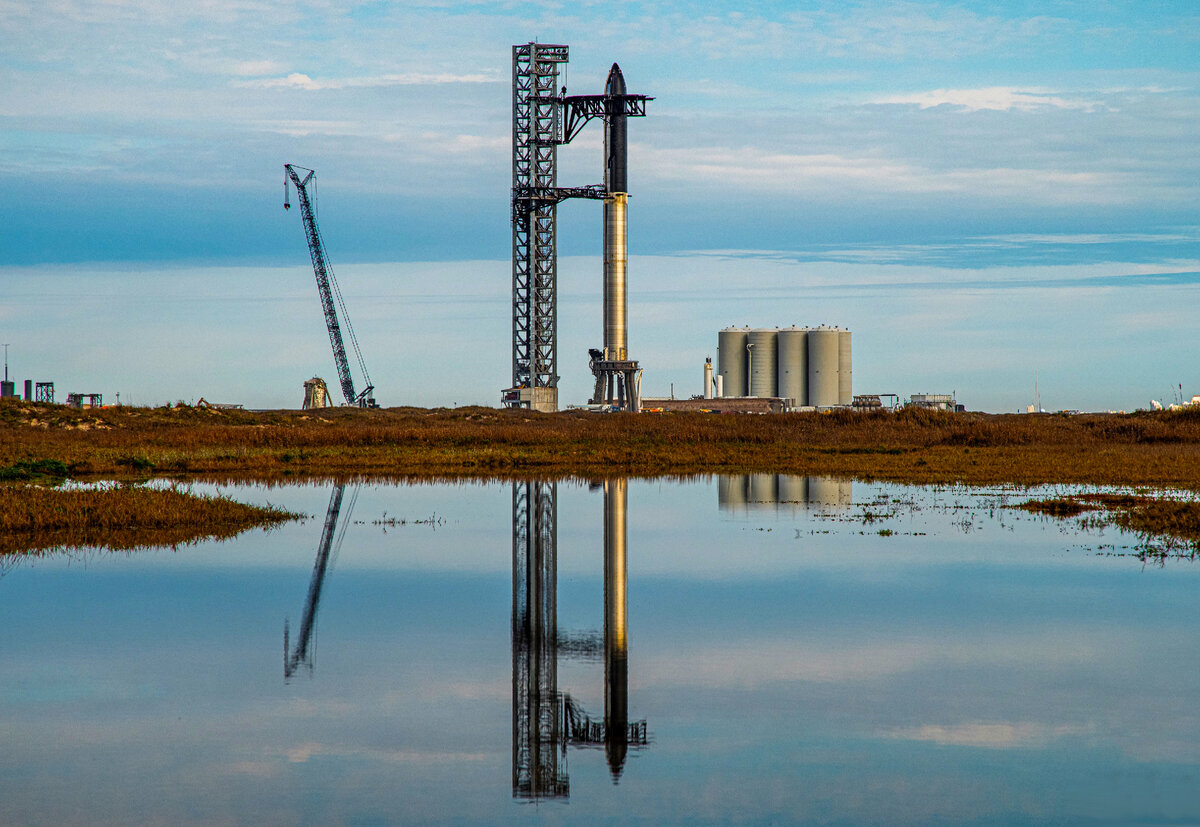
[603,64,629,361]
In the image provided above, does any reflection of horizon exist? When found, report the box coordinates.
[719,474,852,512]
[511,480,648,802]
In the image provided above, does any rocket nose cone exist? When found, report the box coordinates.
[605,62,626,95]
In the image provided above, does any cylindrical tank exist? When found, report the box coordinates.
[703,359,713,399]
[747,328,778,398]
[807,327,839,407]
[715,375,724,398]
[838,329,852,406]
[717,328,749,397]
[777,326,808,406]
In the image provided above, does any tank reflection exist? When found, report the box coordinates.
[284,483,359,681]
[718,474,852,512]
[511,480,649,802]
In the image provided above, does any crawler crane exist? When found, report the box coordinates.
[284,164,378,407]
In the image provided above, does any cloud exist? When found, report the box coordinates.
[240,71,499,91]
[870,87,1102,112]
[639,145,1130,204]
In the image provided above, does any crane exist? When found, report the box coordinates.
[284,164,378,408]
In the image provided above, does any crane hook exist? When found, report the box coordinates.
[284,178,290,210]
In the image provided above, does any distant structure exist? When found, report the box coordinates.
[66,393,102,408]
[502,43,650,412]
[35,382,55,403]
[196,398,243,410]
[303,377,332,410]
[716,326,851,408]
[908,393,958,412]
[284,164,378,408]
[0,344,11,398]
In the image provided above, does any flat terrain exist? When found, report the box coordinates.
[4,399,1200,487]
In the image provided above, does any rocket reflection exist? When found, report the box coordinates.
[511,480,648,802]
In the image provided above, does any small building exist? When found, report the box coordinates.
[908,393,957,412]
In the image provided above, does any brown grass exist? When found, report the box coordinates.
[4,399,1200,486]
[0,484,300,555]
[1020,492,1200,548]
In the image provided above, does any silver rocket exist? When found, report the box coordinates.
[603,63,628,362]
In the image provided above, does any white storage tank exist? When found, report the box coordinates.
[747,328,778,398]
[717,327,750,397]
[807,326,839,407]
[838,329,852,406]
[777,326,808,406]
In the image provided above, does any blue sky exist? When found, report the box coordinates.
[1,1,1198,410]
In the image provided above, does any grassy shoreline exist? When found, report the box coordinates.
[0,483,301,555]
[3,399,1200,487]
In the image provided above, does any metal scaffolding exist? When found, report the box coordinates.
[508,44,569,411]
[506,44,649,411]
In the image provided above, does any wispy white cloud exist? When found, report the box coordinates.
[870,86,1102,112]
[639,145,1133,204]
[238,71,499,90]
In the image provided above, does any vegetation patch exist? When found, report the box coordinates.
[0,485,301,555]
[0,458,70,482]
[6,399,1200,486]
[1018,492,1200,550]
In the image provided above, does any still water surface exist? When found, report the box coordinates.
[2,477,1198,824]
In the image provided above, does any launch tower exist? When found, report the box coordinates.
[504,43,649,412]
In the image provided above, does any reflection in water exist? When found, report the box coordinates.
[511,481,567,798]
[603,479,630,781]
[284,483,358,681]
[511,480,649,801]
[719,474,852,511]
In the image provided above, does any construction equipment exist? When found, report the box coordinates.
[284,164,378,408]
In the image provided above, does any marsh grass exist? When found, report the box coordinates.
[0,484,300,555]
[1020,492,1200,551]
[4,399,1200,486]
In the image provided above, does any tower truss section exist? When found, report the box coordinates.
[506,43,569,412]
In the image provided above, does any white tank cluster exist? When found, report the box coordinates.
[716,326,851,407]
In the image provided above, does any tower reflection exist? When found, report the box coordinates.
[511,480,648,802]
[511,481,567,798]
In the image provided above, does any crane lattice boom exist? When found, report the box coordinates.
[284,164,377,408]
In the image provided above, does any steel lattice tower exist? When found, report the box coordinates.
[505,43,648,411]
[509,44,568,411]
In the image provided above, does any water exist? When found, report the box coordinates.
[2,477,1198,825]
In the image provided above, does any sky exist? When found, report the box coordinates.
[1,1,1198,411]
